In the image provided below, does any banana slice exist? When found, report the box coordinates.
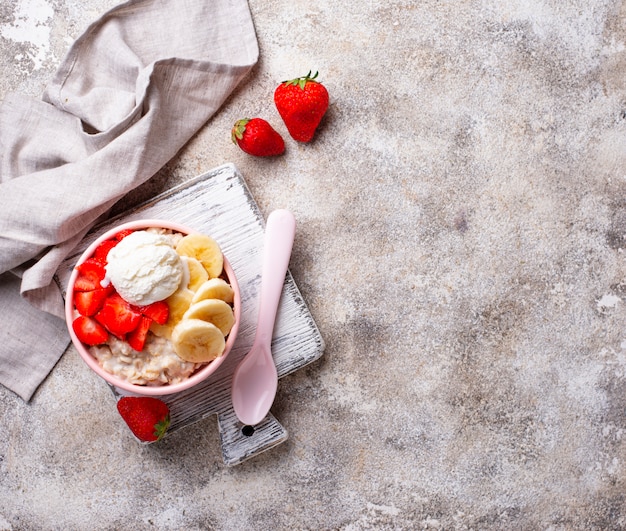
[149,288,194,339]
[182,298,235,336]
[182,256,209,292]
[175,233,223,279]
[171,318,225,362]
[191,278,235,304]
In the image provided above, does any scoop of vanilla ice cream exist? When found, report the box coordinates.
[104,230,184,306]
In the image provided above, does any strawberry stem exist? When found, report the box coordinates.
[231,119,250,143]
[282,71,320,90]
[154,415,171,441]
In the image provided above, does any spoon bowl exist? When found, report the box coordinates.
[231,209,296,426]
[231,342,278,426]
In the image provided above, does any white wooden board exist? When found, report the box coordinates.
[55,163,325,466]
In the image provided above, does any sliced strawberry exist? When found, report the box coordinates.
[95,292,142,337]
[93,239,118,262]
[138,300,169,325]
[72,315,108,345]
[115,229,134,241]
[74,258,106,291]
[74,286,113,316]
[127,316,152,352]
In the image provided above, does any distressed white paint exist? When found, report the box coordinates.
[56,164,324,466]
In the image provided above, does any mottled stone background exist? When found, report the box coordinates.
[1,0,625,529]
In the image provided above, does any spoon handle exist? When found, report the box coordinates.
[256,209,296,343]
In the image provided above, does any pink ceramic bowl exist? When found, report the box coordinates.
[65,219,241,396]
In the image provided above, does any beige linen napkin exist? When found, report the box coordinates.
[0,0,258,400]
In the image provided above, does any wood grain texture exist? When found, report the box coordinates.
[56,163,324,465]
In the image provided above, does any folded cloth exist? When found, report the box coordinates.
[0,0,259,401]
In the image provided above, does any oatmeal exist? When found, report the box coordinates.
[70,225,236,387]
[90,335,200,386]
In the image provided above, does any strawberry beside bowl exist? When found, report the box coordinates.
[65,219,241,396]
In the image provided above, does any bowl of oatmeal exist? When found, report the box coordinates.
[65,219,241,396]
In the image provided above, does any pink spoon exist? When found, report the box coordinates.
[231,209,296,426]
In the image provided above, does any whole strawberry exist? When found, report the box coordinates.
[117,396,170,442]
[274,71,329,142]
[231,118,285,157]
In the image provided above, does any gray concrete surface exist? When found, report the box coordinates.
[2,0,626,529]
